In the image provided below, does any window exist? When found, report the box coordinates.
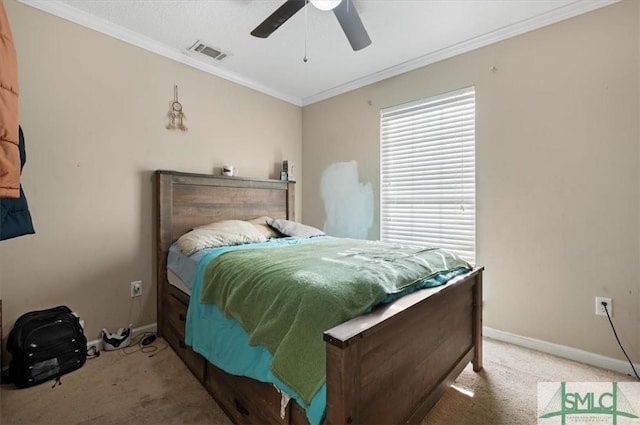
[380,87,476,263]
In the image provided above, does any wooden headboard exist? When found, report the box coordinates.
[154,170,295,335]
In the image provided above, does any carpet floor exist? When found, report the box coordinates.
[1,337,636,424]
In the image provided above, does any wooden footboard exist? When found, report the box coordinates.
[324,267,483,425]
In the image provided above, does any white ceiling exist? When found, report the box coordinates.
[20,0,617,106]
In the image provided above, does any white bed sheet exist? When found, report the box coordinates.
[166,243,212,293]
[167,269,191,296]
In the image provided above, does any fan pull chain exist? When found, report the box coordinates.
[303,0,308,62]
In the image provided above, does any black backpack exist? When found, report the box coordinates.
[7,306,87,388]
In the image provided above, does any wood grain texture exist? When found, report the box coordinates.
[154,169,483,425]
[205,362,290,425]
[163,283,205,381]
[155,170,293,340]
[324,270,482,425]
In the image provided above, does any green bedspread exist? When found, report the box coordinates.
[200,238,470,405]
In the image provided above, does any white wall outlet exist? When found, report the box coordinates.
[131,281,142,298]
[595,296,612,317]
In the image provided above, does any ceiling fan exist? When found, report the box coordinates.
[251,0,371,51]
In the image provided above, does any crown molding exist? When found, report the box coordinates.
[301,0,620,106]
[18,0,303,106]
[19,0,619,108]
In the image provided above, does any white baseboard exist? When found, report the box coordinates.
[87,322,158,351]
[484,326,640,378]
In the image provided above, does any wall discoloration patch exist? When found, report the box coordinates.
[320,161,373,239]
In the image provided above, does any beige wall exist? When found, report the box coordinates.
[302,0,640,362]
[0,0,301,342]
[2,0,638,368]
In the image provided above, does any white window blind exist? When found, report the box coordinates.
[380,87,476,263]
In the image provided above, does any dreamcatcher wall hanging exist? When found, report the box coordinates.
[166,85,187,132]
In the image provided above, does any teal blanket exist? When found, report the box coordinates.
[200,238,470,405]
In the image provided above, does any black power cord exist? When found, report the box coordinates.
[122,332,167,357]
[602,302,639,380]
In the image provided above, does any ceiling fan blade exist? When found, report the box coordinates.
[333,0,371,51]
[251,0,307,39]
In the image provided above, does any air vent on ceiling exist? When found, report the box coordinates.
[187,40,228,61]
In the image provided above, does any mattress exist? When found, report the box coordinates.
[167,237,328,291]
[167,269,190,296]
[167,243,213,294]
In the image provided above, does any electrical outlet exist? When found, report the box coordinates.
[595,296,612,317]
[131,281,142,298]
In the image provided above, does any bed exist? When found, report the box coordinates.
[154,169,484,425]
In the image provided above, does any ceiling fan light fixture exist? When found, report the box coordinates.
[309,0,341,11]
[251,0,370,51]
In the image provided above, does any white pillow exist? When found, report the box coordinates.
[267,218,325,238]
[177,220,267,255]
[247,216,281,239]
